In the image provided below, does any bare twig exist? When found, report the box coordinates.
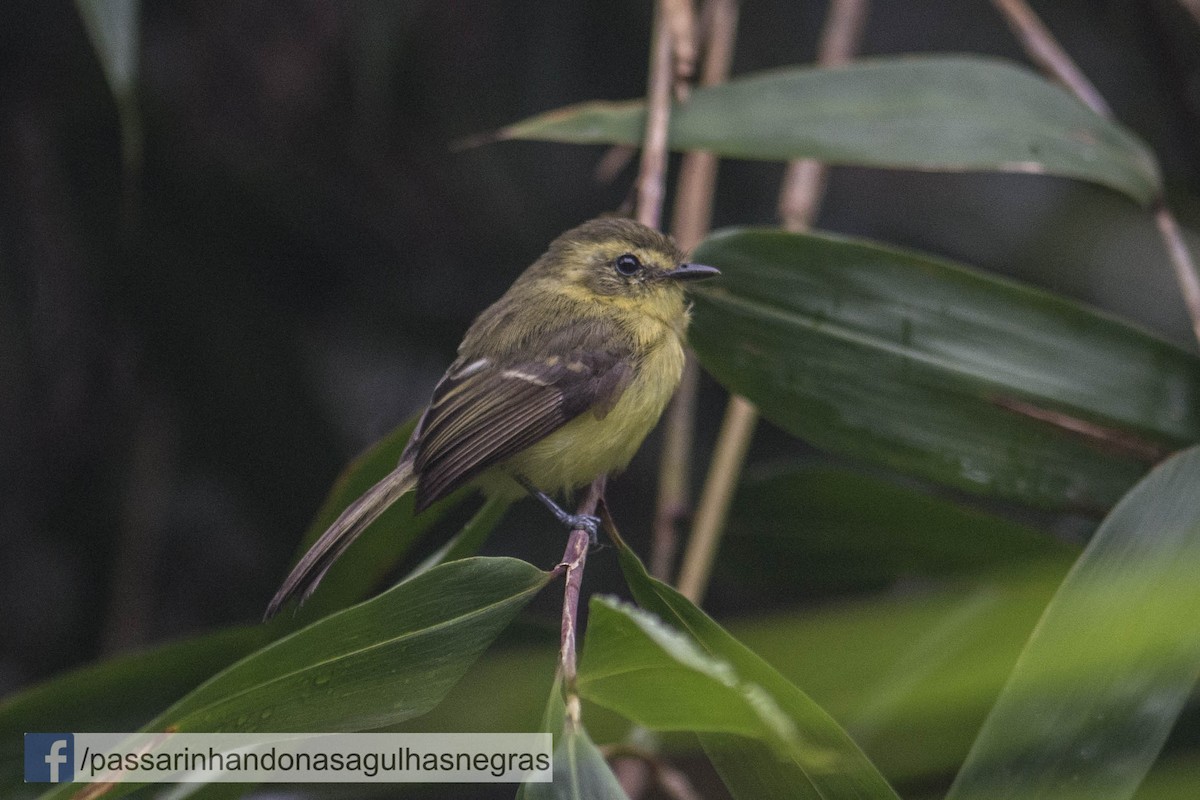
[650,352,697,582]
[990,0,1111,117]
[1155,202,1200,349]
[636,2,678,230]
[662,0,698,96]
[556,476,607,729]
[780,0,867,230]
[676,393,758,602]
[991,0,1200,348]
[676,0,870,605]
[652,0,739,583]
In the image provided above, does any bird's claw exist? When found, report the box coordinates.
[563,513,601,544]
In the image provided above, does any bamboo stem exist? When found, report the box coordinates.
[676,393,758,602]
[990,0,1111,116]
[652,0,739,582]
[636,4,677,230]
[675,0,870,605]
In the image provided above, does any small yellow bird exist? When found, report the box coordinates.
[266,217,718,617]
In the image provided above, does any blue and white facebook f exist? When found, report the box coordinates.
[25,733,75,783]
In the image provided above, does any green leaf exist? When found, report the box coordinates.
[521,725,631,800]
[947,445,1200,800]
[724,466,1078,593]
[282,416,470,622]
[690,227,1200,512]
[608,528,900,800]
[409,494,511,577]
[39,558,550,800]
[497,56,1161,204]
[580,597,811,744]
[160,557,550,732]
[518,677,630,800]
[0,626,269,800]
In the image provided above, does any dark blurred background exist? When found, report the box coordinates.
[3,0,1199,696]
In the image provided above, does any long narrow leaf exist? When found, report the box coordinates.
[39,557,550,800]
[497,56,1160,204]
[608,527,900,800]
[947,445,1200,800]
[408,495,511,578]
[0,626,268,800]
[724,466,1077,593]
[690,228,1200,512]
[518,677,630,800]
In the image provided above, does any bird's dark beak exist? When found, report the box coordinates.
[664,262,720,282]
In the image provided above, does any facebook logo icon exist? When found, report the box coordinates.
[24,733,74,783]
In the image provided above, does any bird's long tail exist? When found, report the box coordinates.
[265,460,417,619]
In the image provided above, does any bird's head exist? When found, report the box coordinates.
[535,217,719,306]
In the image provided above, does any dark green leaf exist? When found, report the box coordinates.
[38,558,550,800]
[518,677,630,800]
[580,598,801,744]
[724,466,1078,594]
[498,56,1160,204]
[159,557,550,732]
[409,495,511,577]
[690,227,1200,512]
[608,529,900,800]
[521,725,630,800]
[947,445,1200,800]
[0,626,269,800]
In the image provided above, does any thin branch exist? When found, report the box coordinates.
[662,0,698,96]
[636,1,678,230]
[990,0,1111,117]
[780,0,867,231]
[652,0,739,583]
[676,393,758,602]
[556,475,607,729]
[1155,202,1200,349]
[675,0,870,605]
[991,0,1200,348]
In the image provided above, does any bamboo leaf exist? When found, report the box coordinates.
[0,626,269,800]
[498,56,1161,204]
[521,725,630,800]
[947,445,1200,800]
[38,557,550,800]
[690,227,1200,511]
[408,495,511,577]
[608,528,900,800]
[723,466,1078,594]
[518,677,630,800]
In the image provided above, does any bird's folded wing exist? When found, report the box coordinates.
[412,327,634,510]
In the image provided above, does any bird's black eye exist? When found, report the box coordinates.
[615,253,641,276]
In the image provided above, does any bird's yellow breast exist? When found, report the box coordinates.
[493,307,687,497]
